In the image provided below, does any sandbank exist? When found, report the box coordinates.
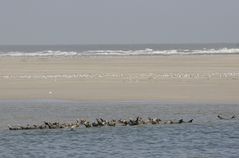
[0,55,239,103]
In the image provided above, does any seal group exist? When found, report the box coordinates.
[8,117,194,131]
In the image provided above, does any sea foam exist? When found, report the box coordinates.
[0,48,239,56]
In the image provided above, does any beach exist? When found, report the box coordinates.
[1,55,239,103]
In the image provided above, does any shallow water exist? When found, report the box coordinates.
[0,100,239,157]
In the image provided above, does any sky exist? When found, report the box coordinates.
[0,0,239,45]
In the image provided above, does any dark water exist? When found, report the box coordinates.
[0,100,239,158]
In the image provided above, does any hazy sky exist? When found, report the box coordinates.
[0,0,239,45]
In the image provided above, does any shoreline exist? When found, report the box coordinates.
[1,55,239,103]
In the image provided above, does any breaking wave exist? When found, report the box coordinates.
[1,48,239,56]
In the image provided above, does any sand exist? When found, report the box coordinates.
[0,55,239,103]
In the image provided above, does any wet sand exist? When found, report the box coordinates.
[0,55,239,103]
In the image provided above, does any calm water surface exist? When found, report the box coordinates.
[0,100,239,158]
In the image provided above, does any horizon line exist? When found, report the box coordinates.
[0,42,239,46]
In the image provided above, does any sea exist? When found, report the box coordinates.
[0,43,239,56]
[0,44,239,157]
[0,100,239,158]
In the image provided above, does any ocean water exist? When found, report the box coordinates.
[0,43,239,56]
[0,100,239,157]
